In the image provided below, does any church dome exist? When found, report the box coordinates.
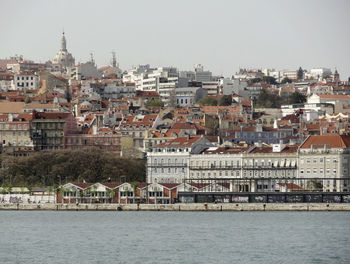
[53,32,75,69]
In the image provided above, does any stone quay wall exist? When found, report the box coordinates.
[0,203,350,211]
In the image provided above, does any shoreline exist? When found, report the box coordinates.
[0,203,350,211]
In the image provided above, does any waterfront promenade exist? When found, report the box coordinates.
[1,203,350,211]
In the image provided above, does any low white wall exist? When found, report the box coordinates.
[0,194,56,204]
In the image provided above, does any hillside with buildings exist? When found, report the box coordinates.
[1,33,350,204]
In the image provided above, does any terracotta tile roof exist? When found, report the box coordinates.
[158,183,181,189]
[14,113,33,121]
[0,102,24,114]
[69,183,94,189]
[201,106,239,114]
[119,114,157,129]
[24,103,56,109]
[300,135,350,149]
[305,124,320,131]
[101,183,122,189]
[318,94,350,99]
[136,91,160,97]
[149,129,181,138]
[156,136,202,148]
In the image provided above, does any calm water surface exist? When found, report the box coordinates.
[0,211,349,264]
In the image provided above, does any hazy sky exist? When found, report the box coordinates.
[2,0,350,79]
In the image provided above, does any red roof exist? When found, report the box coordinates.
[300,135,350,149]
[158,183,181,189]
[318,94,350,99]
[156,136,202,148]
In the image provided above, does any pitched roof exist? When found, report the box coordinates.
[318,94,350,100]
[0,102,24,114]
[300,135,350,149]
[156,136,202,148]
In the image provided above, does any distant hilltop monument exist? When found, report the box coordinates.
[52,31,75,71]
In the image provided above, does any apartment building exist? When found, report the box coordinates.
[146,136,213,184]
[189,143,298,192]
[14,72,39,90]
[0,113,34,156]
[298,134,350,192]
[30,112,76,150]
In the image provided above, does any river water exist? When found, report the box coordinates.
[0,211,349,264]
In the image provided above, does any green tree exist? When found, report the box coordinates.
[0,149,146,186]
[256,89,284,108]
[297,67,304,80]
[281,77,292,84]
[289,92,307,104]
[262,76,277,85]
[25,96,31,104]
[218,95,232,106]
[250,77,262,84]
[147,100,164,107]
[197,96,218,106]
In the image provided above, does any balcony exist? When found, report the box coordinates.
[148,163,187,168]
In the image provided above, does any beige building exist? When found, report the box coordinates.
[298,134,350,192]
[0,114,34,156]
[189,143,299,192]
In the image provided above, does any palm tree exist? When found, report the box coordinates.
[58,186,66,204]
[85,186,90,203]
[92,185,98,203]
[106,188,116,204]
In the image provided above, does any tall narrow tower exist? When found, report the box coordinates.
[111,52,117,67]
[61,31,67,51]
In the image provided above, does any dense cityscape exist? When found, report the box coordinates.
[2,1,350,264]
[0,32,349,204]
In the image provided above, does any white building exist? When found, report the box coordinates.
[0,72,15,91]
[14,72,39,90]
[194,64,212,82]
[123,65,178,93]
[69,58,102,80]
[299,135,350,192]
[102,83,136,100]
[202,81,219,96]
[309,68,332,80]
[176,87,207,107]
[146,136,213,183]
